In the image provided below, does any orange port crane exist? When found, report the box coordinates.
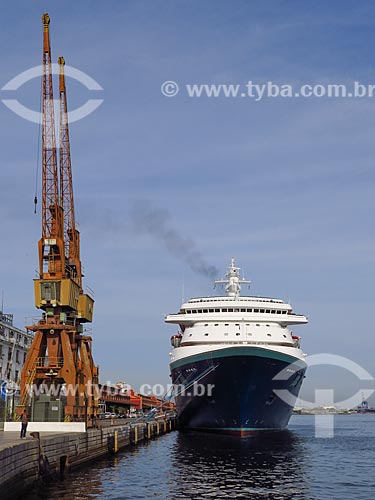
[18,13,98,423]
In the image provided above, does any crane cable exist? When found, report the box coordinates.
[34,75,43,214]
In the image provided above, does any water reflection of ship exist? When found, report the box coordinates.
[171,430,311,499]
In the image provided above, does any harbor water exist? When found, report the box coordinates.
[26,414,375,500]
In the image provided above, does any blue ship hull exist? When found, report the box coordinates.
[170,346,306,437]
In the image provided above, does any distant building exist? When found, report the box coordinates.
[0,311,33,386]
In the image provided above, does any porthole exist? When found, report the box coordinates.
[224,333,229,336]
[267,333,272,337]
[204,333,209,336]
[215,324,219,326]
[225,323,229,326]
[236,333,240,336]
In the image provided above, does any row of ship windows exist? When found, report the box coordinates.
[187,332,289,338]
[183,308,288,315]
[189,298,283,304]
[201,323,277,327]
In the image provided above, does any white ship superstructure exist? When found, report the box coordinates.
[167,258,307,364]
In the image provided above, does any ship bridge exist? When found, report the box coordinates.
[165,259,307,326]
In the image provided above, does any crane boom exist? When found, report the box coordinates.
[58,56,82,289]
[39,13,65,279]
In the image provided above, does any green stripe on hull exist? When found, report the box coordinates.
[170,345,305,370]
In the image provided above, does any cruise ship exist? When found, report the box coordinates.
[166,259,308,437]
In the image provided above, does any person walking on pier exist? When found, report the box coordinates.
[20,409,28,439]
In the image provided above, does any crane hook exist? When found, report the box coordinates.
[34,196,38,214]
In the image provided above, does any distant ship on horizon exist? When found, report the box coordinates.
[357,399,375,414]
[166,258,308,437]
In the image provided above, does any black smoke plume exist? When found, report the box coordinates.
[131,202,218,279]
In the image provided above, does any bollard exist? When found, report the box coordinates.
[163,421,167,433]
[145,422,151,440]
[108,432,118,454]
[114,430,118,453]
[130,425,138,445]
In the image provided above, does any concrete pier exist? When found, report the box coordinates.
[0,418,176,500]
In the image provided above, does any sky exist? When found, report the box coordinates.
[1,0,375,406]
